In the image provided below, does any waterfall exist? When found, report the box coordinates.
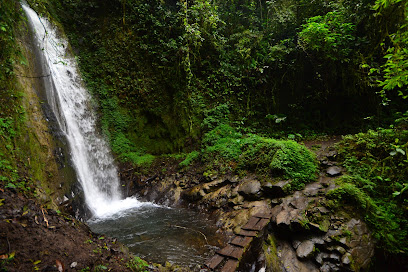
[22,4,145,218]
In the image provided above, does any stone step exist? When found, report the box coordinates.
[253,211,273,219]
[230,236,253,248]
[238,229,258,237]
[241,216,260,230]
[217,244,244,260]
[205,254,224,270]
[220,259,239,272]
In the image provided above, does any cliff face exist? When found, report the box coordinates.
[0,1,80,212]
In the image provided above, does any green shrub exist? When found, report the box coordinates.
[200,124,318,190]
[126,256,149,272]
[327,181,374,210]
[334,125,408,254]
[179,151,200,167]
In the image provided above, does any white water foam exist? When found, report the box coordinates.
[22,4,148,218]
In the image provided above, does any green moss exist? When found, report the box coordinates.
[201,124,318,190]
[263,234,281,271]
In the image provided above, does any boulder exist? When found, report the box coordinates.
[278,240,319,272]
[296,240,315,259]
[263,180,290,198]
[326,166,342,177]
[238,180,262,200]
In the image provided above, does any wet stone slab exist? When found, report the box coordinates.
[217,244,244,260]
[230,236,253,248]
[205,254,224,270]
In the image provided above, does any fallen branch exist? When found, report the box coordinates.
[41,208,49,227]
[170,224,209,245]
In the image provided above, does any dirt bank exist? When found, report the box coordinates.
[0,188,138,272]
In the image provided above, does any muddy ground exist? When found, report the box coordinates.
[0,188,137,272]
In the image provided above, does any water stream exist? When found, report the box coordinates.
[23,3,221,266]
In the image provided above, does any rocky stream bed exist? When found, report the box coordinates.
[124,138,379,271]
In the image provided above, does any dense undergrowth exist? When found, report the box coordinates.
[179,105,318,191]
[0,1,30,193]
[328,114,408,254]
[24,0,407,162]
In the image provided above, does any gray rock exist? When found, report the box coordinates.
[339,237,348,247]
[315,252,329,264]
[328,253,340,263]
[342,253,352,265]
[308,222,325,233]
[70,262,77,268]
[326,166,342,177]
[317,206,330,214]
[320,262,339,272]
[332,246,346,255]
[263,180,290,198]
[310,237,325,245]
[278,240,319,272]
[276,210,291,227]
[238,180,262,200]
[271,198,282,205]
[296,240,315,259]
[292,240,302,249]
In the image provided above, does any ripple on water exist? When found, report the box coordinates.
[88,205,223,267]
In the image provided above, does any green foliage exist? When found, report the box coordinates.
[327,182,374,210]
[0,1,29,192]
[93,265,107,272]
[126,256,149,272]
[202,124,243,161]
[298,11,356,61]
[332,124,408,254]
[179,151,200,167]
[377,26,408,101]
[201,103,231,131]
[200,123,317,190]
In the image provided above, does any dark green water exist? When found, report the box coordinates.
[88,204,223,268]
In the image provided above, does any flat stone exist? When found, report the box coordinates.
[326,166,342,177]
[296,240,315,259]
[217,245,244,260]
[242,216,261,230]
[238,229,258,237]
[221,259,239,272]
[205,254,224,269]
[253,218,270,231]
[230,236,253,248]
[276,210,290,226]
[253,212,273,219]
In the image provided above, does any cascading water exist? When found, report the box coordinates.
[22,3,145,218]
[22,3,223,266]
